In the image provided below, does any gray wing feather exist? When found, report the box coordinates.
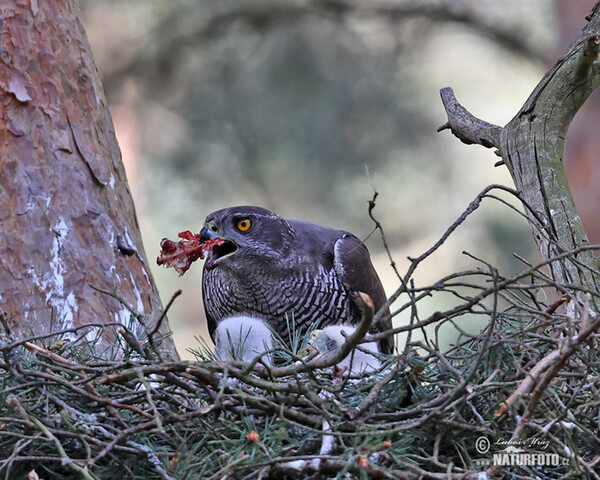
[333,234,393,354]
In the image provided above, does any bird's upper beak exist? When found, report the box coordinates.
[199,225,219,243]
[199,226,238,270]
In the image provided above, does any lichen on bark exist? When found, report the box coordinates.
[0,1,177,357]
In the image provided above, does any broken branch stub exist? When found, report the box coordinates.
[437,87,502,150]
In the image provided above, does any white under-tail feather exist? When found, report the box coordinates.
[214,316,273,365]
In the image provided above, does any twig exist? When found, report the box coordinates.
[27,415,99,480]
[510,300,600,440]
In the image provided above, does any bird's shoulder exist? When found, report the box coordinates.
[286,219,351,267]
[285,219,381,296]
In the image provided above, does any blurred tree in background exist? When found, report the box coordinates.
[80,0,598,356]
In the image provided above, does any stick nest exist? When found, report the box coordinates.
[2,189,600,480]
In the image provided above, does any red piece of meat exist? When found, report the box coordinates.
[157,230,223,276]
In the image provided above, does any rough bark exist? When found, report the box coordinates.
[0,1,177,357]
[438,2,600,293]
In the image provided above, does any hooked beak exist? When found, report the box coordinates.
[199,226,219,243]
[199,226,238,270]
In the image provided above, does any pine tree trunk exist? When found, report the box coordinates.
[439,3,600,293]
[0,1,178,357]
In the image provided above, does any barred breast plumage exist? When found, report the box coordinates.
[199,206,392,354]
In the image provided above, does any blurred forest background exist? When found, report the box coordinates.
[79,0,600,358]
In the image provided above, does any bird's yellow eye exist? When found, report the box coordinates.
[236,218,252,232]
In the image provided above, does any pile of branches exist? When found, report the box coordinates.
[2,190,600,480]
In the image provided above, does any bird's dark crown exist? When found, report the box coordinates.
[205,206,280,224]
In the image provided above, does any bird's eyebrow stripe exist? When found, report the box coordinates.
[230,213,278,220]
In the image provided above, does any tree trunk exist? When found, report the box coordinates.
[0,1,178,357]
[438,2,600,295]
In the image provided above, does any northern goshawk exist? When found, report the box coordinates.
[199,206,392,354]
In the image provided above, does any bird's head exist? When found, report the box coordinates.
[199,206,295,271]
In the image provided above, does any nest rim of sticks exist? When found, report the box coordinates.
[2,189,600,480]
